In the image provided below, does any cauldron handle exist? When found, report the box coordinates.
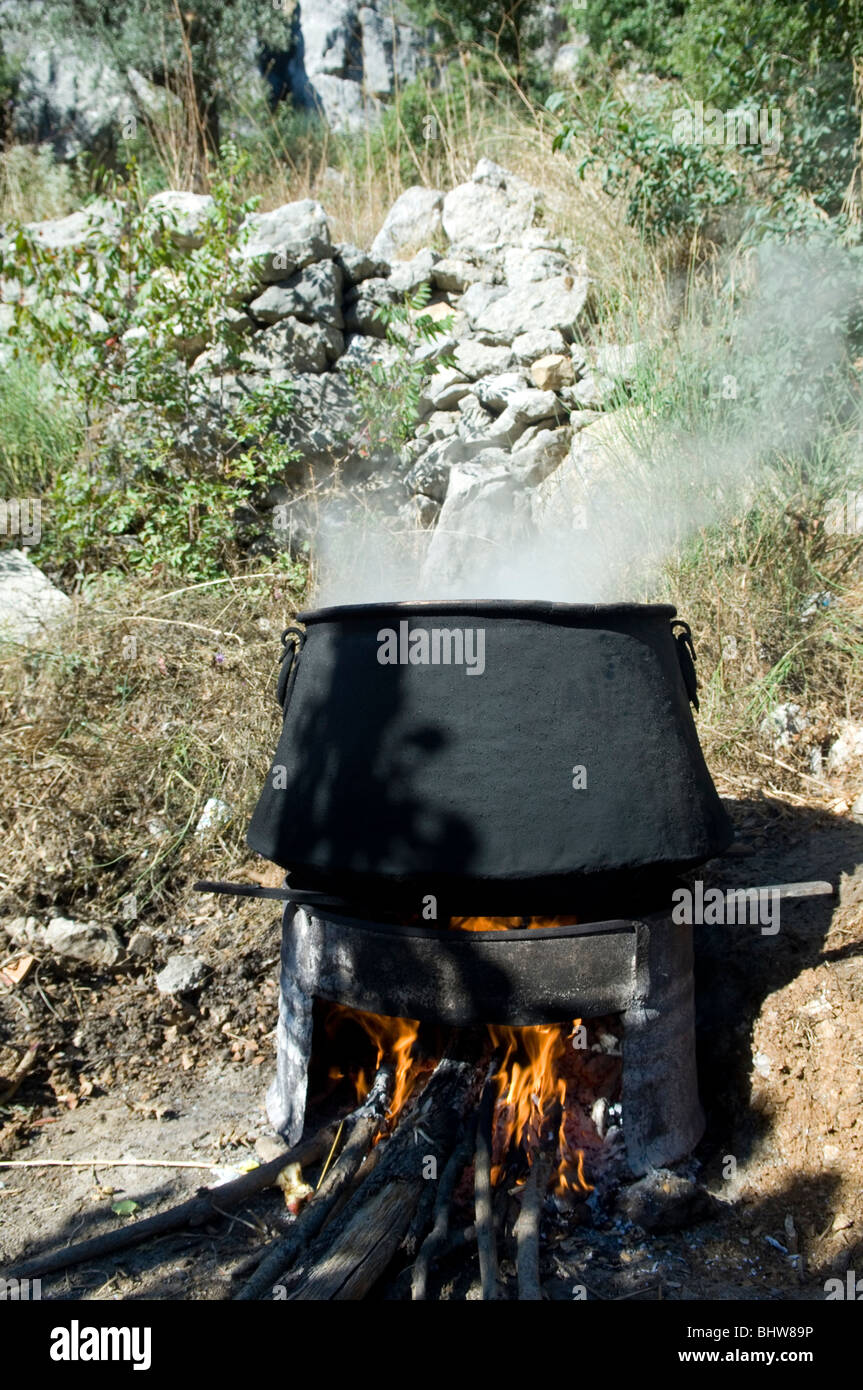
[276,623,306,709]
[671,620,699,712]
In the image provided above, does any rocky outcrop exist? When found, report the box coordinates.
[3,157,641,584]
[286,0,425,132]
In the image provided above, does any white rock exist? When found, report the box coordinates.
[45,917,123,968]
[826,720,863,773]
[502,246,573,286]
[442,158,539,250]
[0,550,71,643]
[473,371,531,412]
[419,367,470,413]
[495,388,561,434]
[335,334,402,373]
[237,200,332,283]
[249,260,343,327]
[240,318,342,375]
[195,797,234,839]
[388,246,439,294]
[371,187,443,261]
[432,257,492,293]
[147,190,215,249]
[760,703,808,750]
[156,954,208,995]
[461,274,590,340]
[5,916,43,948]
[24,198,121,251]
[452,339,514,380]
[511,328,567,362]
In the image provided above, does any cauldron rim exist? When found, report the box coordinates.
[297,599,678,624]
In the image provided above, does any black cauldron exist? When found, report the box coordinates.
[246,600,733,915]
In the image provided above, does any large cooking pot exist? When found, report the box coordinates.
[246,600,733,915]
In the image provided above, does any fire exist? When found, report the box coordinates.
[325,1005,423,1126]
[488,1022,592,1196]
[323,916,596,1200]
[450,916,574,932]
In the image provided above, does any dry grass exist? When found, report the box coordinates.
[0,566,309,926]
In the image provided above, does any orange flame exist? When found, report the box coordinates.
[324,913,597,1199]
[325,1004,422,1125]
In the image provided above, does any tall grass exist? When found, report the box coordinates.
[0,356,83,498]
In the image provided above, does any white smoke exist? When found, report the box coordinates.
[312,239,862,607]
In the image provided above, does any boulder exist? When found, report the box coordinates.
[495,388,561,434]
[452,339,515,380]
[237,200,333,283]
[335,333,401,373]
[442,158,540,250]
[388,246,439,294]
[287,0,423,131]
[421,451,533,594]
[461,274,590,341]
[11,37,136,160]
[249,260,343,328]
[473,371,531,412]
[501,246,575,286]
[432,257,493,293]
[511,328,568,363]
[371,187,444,261]
[530,353,575,391]
[242,318,342,375]
[343,277,400,336]
[530,410,639,532]
[0,550,71,643]
[510,425,572,486]
[335,242,389,286]
[45,917,123,969]
[147,191,215,250]
[24,199,122,252]
[419,367,470,414]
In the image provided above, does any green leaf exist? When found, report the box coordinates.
[111,1199,140,1217]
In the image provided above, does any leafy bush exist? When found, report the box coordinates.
[547,90,743,238]
[2,145,300,578]
[345,282,456,447]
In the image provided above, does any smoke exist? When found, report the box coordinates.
[312,239,863,607]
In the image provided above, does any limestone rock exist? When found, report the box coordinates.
[147,191,215,250]
[530,353,575,391]
[442,158,540,250]
[45,917,123,969]
[237,200,333,283]
[156,954,208,995]
[249,260,343,328]
[0,550,71,643]
[371,187,443,261]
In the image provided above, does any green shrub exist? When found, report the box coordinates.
[2,145,300,578]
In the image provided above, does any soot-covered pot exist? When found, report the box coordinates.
[246,600,733,915]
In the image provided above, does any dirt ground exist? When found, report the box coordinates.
[1,795,861,1301]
